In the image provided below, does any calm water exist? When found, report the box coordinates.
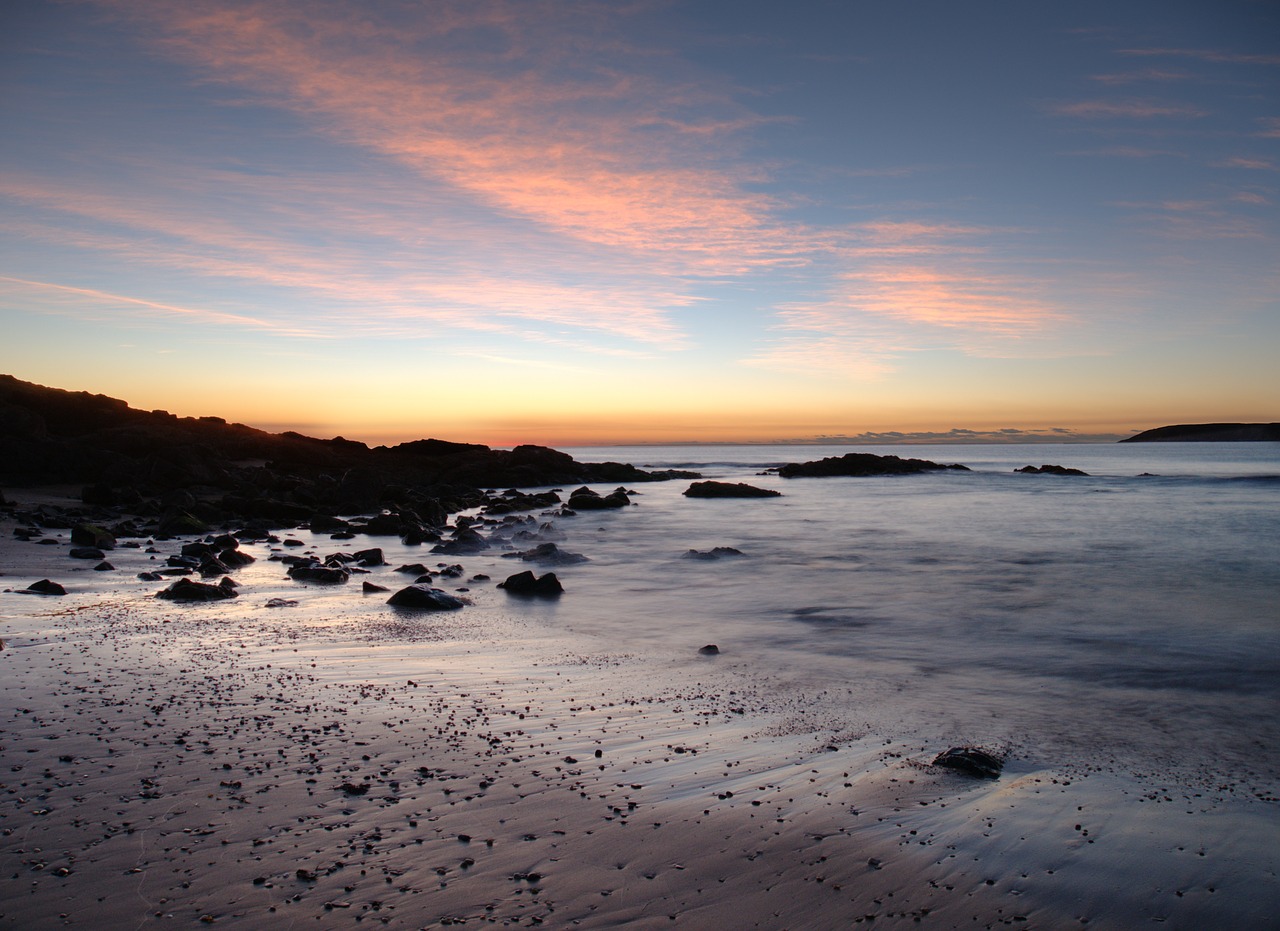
[534,443,1280,776]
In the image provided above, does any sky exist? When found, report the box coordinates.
[2,0,1277,446]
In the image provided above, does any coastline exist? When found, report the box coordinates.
[2,490,1277,928]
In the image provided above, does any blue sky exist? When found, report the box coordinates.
[2,1,1276,444]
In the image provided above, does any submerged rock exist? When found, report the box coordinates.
[932,746,1003,779]
[510,542,589,566]
[683,481,780,498]
[498,570,564,596]
[386,584,466,610]
[683,547,746,560]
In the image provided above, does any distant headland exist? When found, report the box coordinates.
[1121,423,1280,443]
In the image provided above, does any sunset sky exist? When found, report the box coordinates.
[2,1,1277,446]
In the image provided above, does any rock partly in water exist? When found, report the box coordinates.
[777,452,970,478]
[566,487,631,510]
[683,547,746,560]
[1015,464,1089,476]
[932,746,1003,779]
[698,644,720,655]
[155,577,238,602]
[287,564,351,584]
[362,581,390,593]
[683,481,781,498]
[71,523,115,549]
[510,542,589,566]
[386,584,466,610]
[498,571,564,596]
[68,546,105,560]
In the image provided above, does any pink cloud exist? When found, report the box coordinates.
[1211,156,1278,171]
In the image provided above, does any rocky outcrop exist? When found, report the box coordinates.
[775,452,970,478]
[683,481,780,498]
[1015,464,1089,476]
[1122,423,1280,443]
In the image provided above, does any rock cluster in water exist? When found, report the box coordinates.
[683,481,781,498]
[774,452,970,478]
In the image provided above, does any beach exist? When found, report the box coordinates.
[2,465,1278,929]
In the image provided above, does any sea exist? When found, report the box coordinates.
[535,442,1280,780]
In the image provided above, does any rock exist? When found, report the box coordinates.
[1015,464,1089,476]
[498,570,564,596]
[386,584,466,610]
[776,453,971,478]
[265,597,298,607]
[431,528,489,555]
[683,481,780,498]
[157,510,210,536]
[362,581,390,593]
[512,542,589,566]
[68,546,106,560]
[71,523,116,548]
[308,514,350,534]
[683,547,745,560]
[698,644,720,655]
[18,578,67,596]
[932,746,1003,779]
[155,577,238,601]
[93,561,114,571]
[395,563,430,575]
[566,487,630,510]
[353,547,385,567]
[287,564,351,584]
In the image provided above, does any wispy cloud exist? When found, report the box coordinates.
[1050,100,1208,119]
[1258,118,1280,138]
[1119,48,1280,66]
[1212,156,1278,171]
[1090,68,1191,85]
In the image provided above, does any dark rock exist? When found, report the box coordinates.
[683,547,746,560]
[512,542,589,566]
[932,746,1003,779]
[396,563,430,575]
[567,487,630,509]
[498,570,564,596]
[362,581,390,593]
[683,481,780,498]
[386,584,466,610]
[308,513,350,534]
[265,597,298,608]
[137,571,163,581]
[68,546,105,560]
[1015,464,1089,476]
[219,548,255,568]
[93,561,114,571]
[18,578,66,596]
[698,644,720,655]
[157,510,210,536]
[71,523,116,548]
[437,564,465,578]
[353,547,385,567]
[1121,422,1280,443]
[155,577,238,602]
[287,564,351,584]
[777,453,971,478]
[431,528,489,555]
[199,556,232,577]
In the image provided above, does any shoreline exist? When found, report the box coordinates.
[2,492,1277,928]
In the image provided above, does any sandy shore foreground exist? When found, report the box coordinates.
[2,500,1277,929]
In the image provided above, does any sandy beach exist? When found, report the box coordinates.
[2,490,1277,930]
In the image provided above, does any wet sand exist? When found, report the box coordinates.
[2,497,1277,929]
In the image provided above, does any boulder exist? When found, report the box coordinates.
[683,481,780,498]
[498,570,564,596]
[362,581,390,593]
[698,644,720,655]
[155,577,238,602]
[353,547,385,567]
[386,584,466,610]
[18,578,67,596]
[932,746,1003,779]
[71,523,116,549]
[287,564,351,584]
[69,546,106,560]
[567,487,630,510]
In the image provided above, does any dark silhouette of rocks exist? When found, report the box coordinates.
[566,487,631,509]
[498,571,564,596]
[932,746,1003,779]
[683,481,780,498]
[775,452,970,478]
[1121,423,1280,443]
[287,564,351,584]
[0,374,696,533]
[1016,464,1089,476]
[508,542,589,566]
[698,644,720,655]
[386,584,466,610]
[683,547,746,560]
[155,577,238,601]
